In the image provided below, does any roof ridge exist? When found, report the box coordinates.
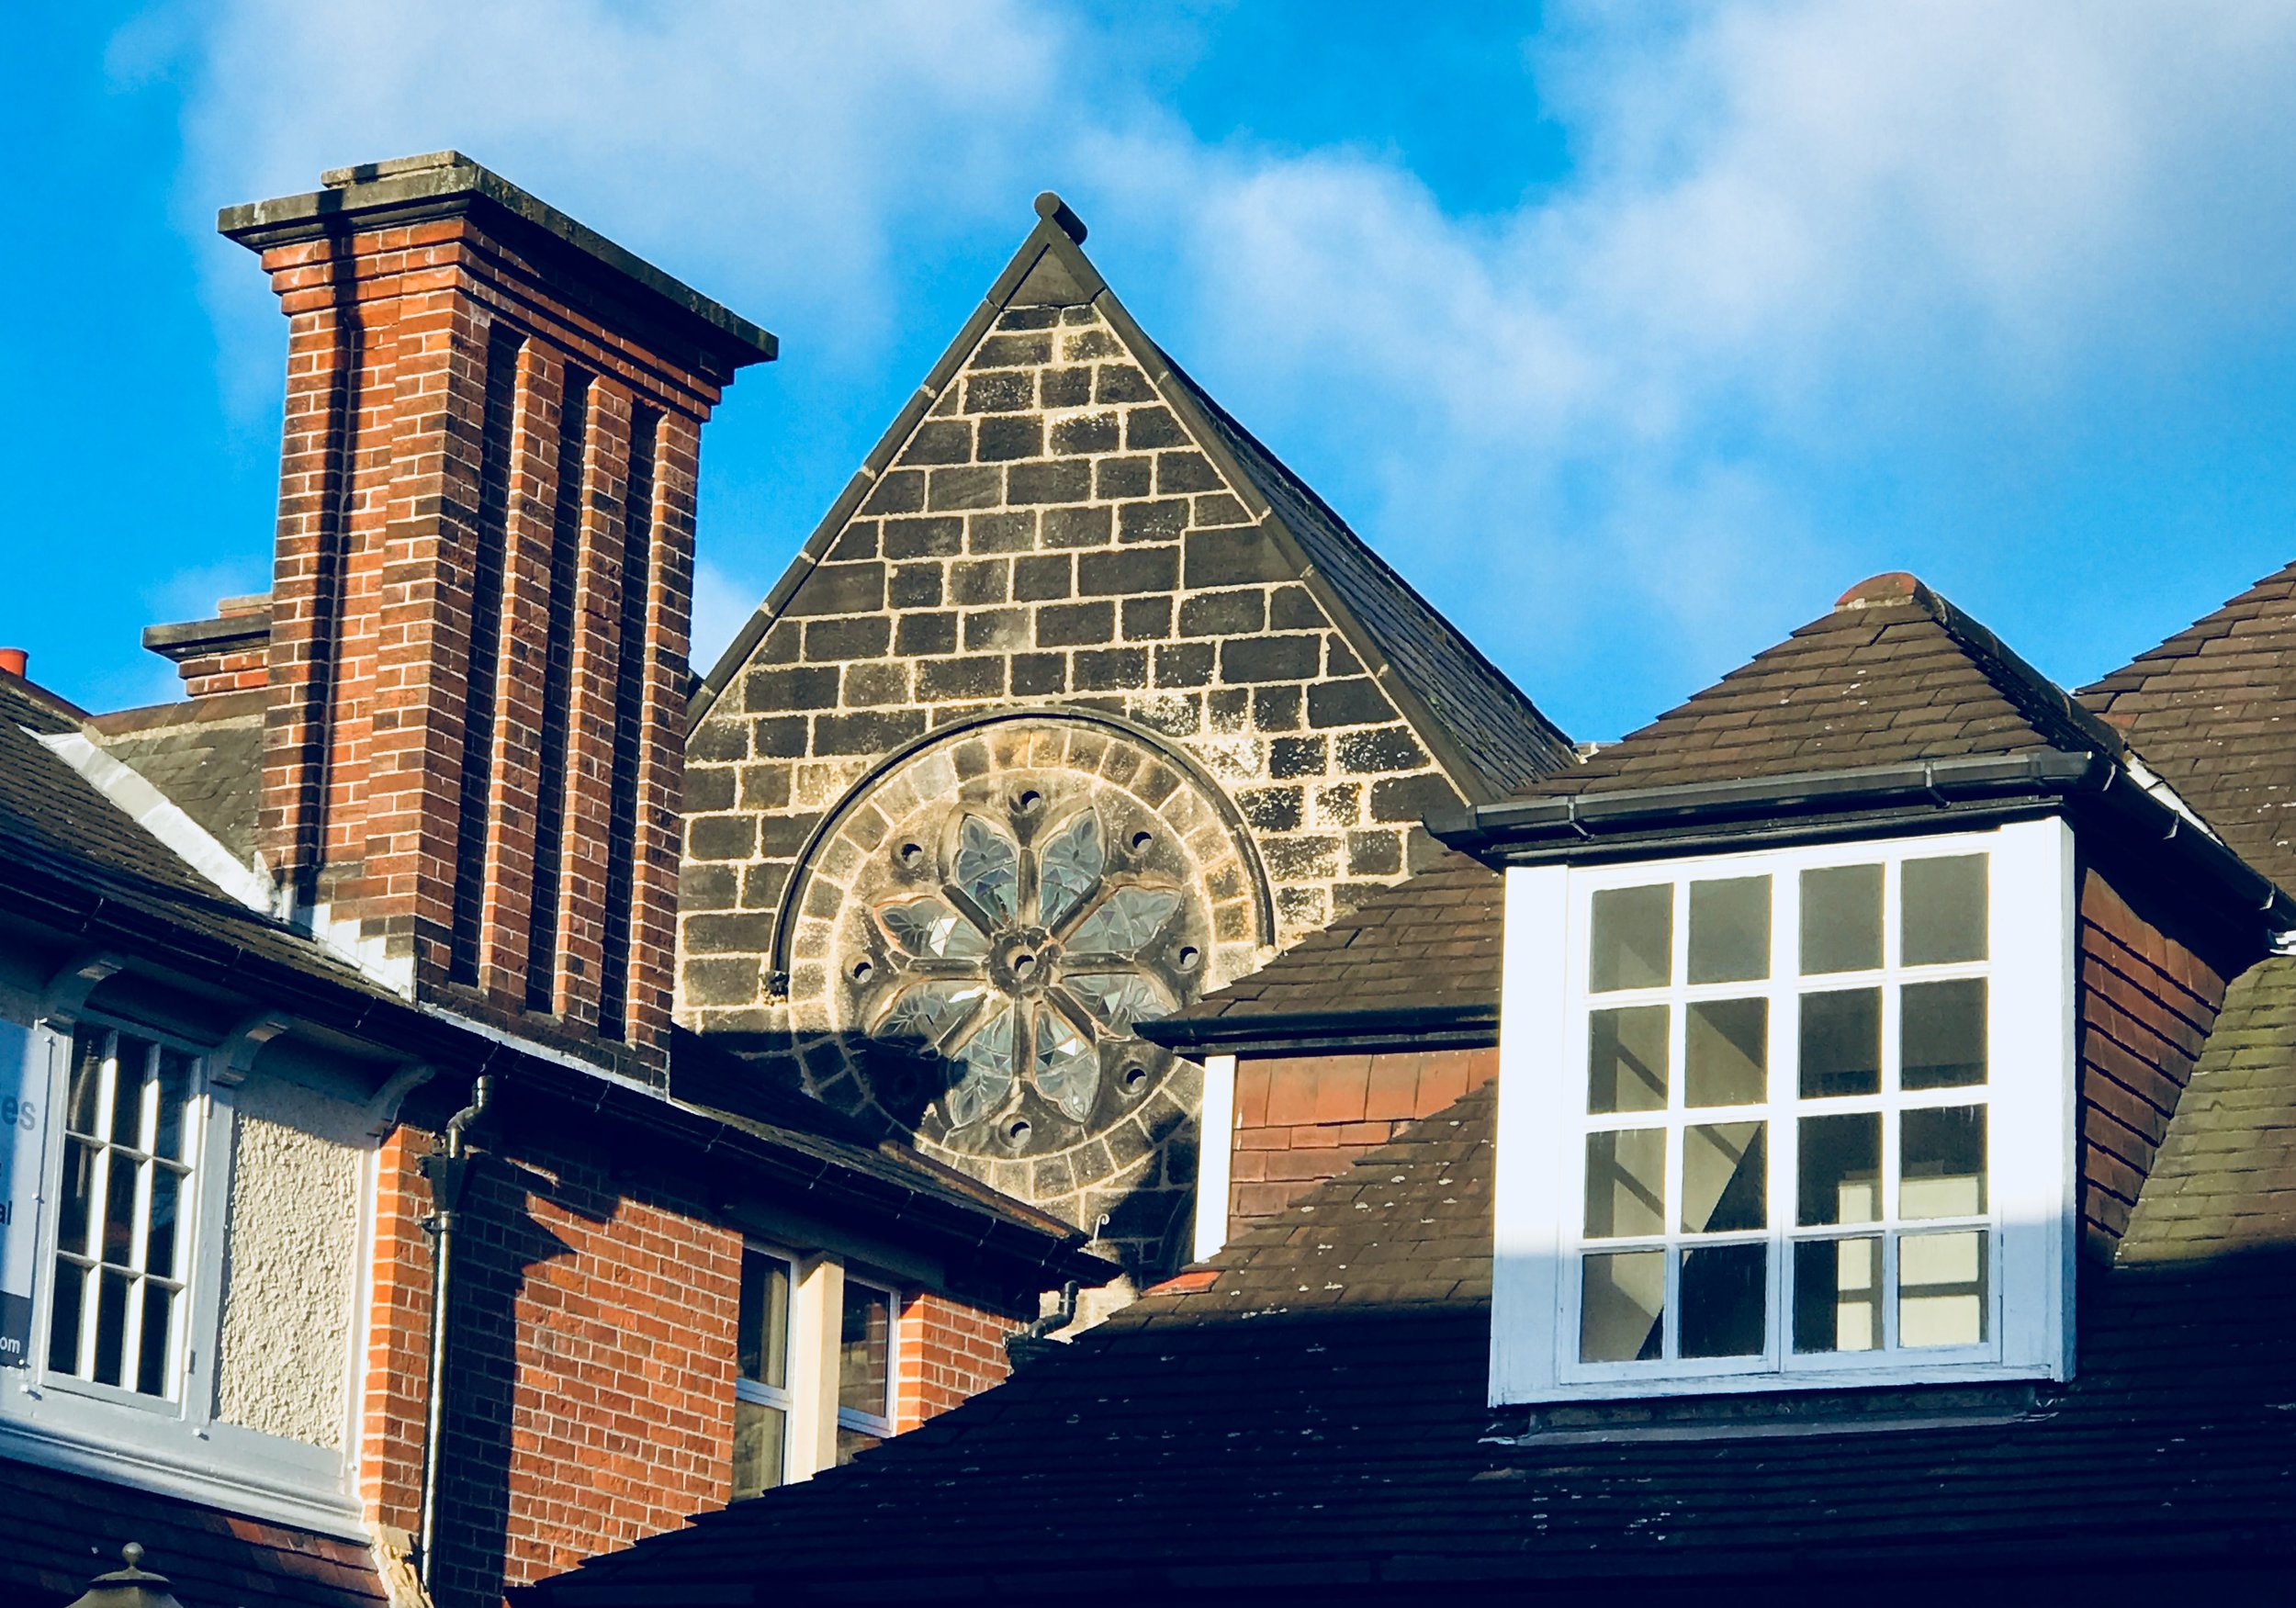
[2077,557,2296,703]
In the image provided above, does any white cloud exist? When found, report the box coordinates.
[159,0,2296,732]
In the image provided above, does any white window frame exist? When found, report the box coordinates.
[1489,816,2075,1405]
[731,1241,798,1499]
[836,1274,898,1444]
[31,1018,230,1421]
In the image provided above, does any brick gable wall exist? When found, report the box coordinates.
[1226,1047,1499,1238]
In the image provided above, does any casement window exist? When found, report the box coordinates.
[1490,819,2073,1403]
[47,1026,204,1402]
[835,1277,895,1463]
[731,1246,795,1499]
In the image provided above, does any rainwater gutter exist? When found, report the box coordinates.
[416,1071,497,1593]
[1428,749,2296,939]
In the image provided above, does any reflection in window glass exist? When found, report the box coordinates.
[1798,1112,1881,1226]
[840,1281,895,1421]
[1584,1130,1666,1239]
[1685,998,1765,1107]
[1903,855,1986,965]
[1681,1122,1765,1234]
[1588,1006,1669,1114]
[1901,1107,1986,1219]
[1680,1243,1766,1358]
[1793,1237,1881,1353]
[1581,1251,1664,1363]
[1899,1230,1988,1346]
[50,1027,193,1400]
[1799,989,1881,1097]
[1902,979,1986,1089]
[1800,864,1882,974]
[731,1249,794,1500]
[1688,876,1770,984]
[1590,885,1671,992]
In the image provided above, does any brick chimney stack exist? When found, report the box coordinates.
[220,152,775,1077]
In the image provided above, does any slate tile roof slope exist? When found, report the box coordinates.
[1162,360,1576,798]
[2118,954,2296,1262]
[89,690,267,861]
[1522,573,2124,801]
[1159,848,1504,1024]
[1,1457,388,1608]
[525,1038,2296,1602]
[2079,560,2296,888]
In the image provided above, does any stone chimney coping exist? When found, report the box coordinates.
[216,150,778,367]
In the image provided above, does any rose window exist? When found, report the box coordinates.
[861,804,1197,1148]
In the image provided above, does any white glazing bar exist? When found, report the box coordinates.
[1191,1054,1237,1265]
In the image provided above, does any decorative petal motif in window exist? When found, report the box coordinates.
[1033,1011,1098,1120]
[946,1006,1019,1130]
[952,815,1019,923]
[1038,811,1105,927]
[1066,887,1182,956]
[874,981,982,1047]
[857,801,1193,1152]
[1064,973,1170,1034]
[878,896,991,961]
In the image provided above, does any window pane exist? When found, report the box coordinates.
[836,1425,884,1466]
[1679,1243,1766,1358]
[1799,988,1881,1097]
[1688,876,1770,984]
[145,1167,181,1280]
[93,1269,130,1388]
[1901,1106,1986,1219]
[1903,855,1986,965]
[839,1283,894,1419]
[1682,1122,1765,1233]
[1797,1112,1881,1225]
[732,1399,787,1498]
[1899,1230,1988,1346]
[153,1050,196,1163]
[136,1285,174,1398]
[103,1153,139,1267]
[58,1139,95,1256]
[737,1252,791,1389]
[67,1030,105,1137]
[1583,1129,1666,1239]
[1685,998,1766,1107]
[107,1037,152,1145]
[47,1263,85,1373]
[1793,1236,1881,1353]
[1590,885,1671,992]
[1902,979,1986,1089]
[1580,1251,1665,1363]
[1800,864,1882,974]
[1588,1006,1669,1114]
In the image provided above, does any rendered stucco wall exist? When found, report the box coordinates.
[214,1076,366,1448]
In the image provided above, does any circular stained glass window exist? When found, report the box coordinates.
[778,715,1266,1252]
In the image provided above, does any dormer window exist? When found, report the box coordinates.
[1491,819,2073,1402]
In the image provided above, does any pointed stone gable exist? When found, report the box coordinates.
[2081,561,2296,888]
[676,197,1568,1270]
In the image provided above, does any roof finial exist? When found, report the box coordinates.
[1834,571,1936,613]
[1034,191,1087,244]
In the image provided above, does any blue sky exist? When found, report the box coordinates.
[10,2,2296,743]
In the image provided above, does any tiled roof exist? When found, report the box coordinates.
[1524,572,2120,800]
[1,1457,385,1608]
[90,691,267,861]
[1151,849,1504,1033]
[2119,955,2296,1262]
[2080,561,2296,887]
[527,986,2296,1600]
